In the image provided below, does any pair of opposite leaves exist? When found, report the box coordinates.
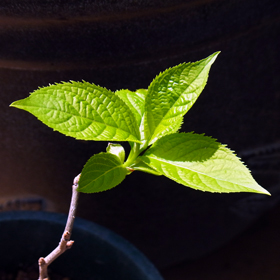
[11,52,270,195]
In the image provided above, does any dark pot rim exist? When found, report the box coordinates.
[0,211,164,280]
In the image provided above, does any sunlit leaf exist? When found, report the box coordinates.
[11,81,140,142]
[140,133,270,195]
[145,52,219,145]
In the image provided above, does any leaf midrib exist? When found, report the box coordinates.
[79,163,124,191]
[18,98,139,139]
[148,62,208,141]
[146,155,256,189]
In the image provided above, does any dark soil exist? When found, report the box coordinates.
[0,263,70,280]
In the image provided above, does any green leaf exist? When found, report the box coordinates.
[115,89,147,143]
[10,81,141,143]
[140,133,270,195]
[106,143,125,163]
[78,152,127,193]
[130,158,162,176]
[115,89,147,126]
[145,52,219,145]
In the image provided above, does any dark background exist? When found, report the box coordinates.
[1,0,280,273]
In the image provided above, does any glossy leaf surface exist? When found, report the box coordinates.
[140,133,270,194]
[11,81,140,142]
[145,52,219,145]
[115,89,147,143]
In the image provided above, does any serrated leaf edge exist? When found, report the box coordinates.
[146,52,220,144]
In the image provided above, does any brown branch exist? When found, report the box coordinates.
[38,174,81,280]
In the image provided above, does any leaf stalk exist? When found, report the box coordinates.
[123,142,140,168]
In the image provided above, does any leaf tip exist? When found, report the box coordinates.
[207,51,220,64]
[251,183,271,196]
[259,187,271,196]
[9,100,21,108]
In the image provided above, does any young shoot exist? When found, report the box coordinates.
[11,52,269,196]
[10,52,270,279]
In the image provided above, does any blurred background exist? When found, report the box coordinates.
[1,0,280,278]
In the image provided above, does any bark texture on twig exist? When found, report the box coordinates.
[38,174,81,280]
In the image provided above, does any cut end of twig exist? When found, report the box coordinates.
[38,257,49,280]
[38,257,46,266]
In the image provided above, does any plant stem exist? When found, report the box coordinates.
[124,142,140,168]
[38,174,81,280]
